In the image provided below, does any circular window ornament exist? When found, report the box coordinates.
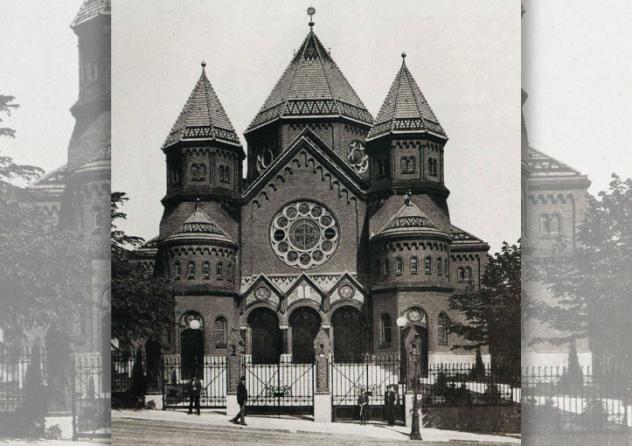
[347,140,369,174]
[255,286,271,300]
[257,148,275,173]
[406,307,427,325]
[270,201,339,269]
[339,284,355,299]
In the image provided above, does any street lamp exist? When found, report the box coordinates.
[410,344,422,440]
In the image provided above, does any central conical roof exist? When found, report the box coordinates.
[373,195,449,241]
[164,206,237,247]
[246,29,373,132]
[162,64,241,150]
[367,56,446,141]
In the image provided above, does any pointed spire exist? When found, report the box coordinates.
[162,62,241,150]
[246,26,373,133]
[367,54,446,141]
[307,6,316,29]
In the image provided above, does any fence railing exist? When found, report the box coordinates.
[0,347,47,413]
[162,355,227,409]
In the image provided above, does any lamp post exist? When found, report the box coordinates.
[410,344,422,440]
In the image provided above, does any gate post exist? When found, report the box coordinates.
[226,329,245,418]
[313,327,332,423]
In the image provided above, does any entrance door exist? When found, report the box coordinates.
[248,307,282,364]
[332,307,366,362]
[289,307,321,363]
[181,329,204,379]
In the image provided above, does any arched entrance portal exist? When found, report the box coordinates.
[401,325,429,380]
[332,306,367,361]
[248,307,282,364]
[289,307,321,363]
[181,312,204,379]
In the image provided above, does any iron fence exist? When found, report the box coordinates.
[72,354,111,439]
[420,363,520,407]
[522,366,631,431]
[0,347,46,413]
[162,355,226,409]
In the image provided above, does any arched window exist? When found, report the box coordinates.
[465,266,472,281]
[191,163,207,181]
[226,262,233,280]
[400,156,416,174]
[424,256,432,275]
[384,258,390,277]
[215,317,227,348]
[202,261,210,279]
[380,313,392,346]
[438,313,449,345]
[437,257,442,275]
[187,261,196,279]
[410,256,418,275]
[395,256,403,275]
[219,165,231,183]
[407,156,416,173]
[174,261,181,280]
[400,157,408,174]
[428,158,438,177]
[216,262,223,280]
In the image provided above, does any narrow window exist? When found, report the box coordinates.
[395,256,403,275]
[187,261,196,279]
[437,257,442,276]
[202,261,210,279]
[438,313,449,345]
[215,317,227,348]
[465,266,472,281]
[400,157,408,174]
[444,258,449,276]
[227,262,233,280]
[174,261,181,280]
[424,256,432,275]
[428,158,438,177]
[381,313,392,346]
[410,256,418,275]
[384,258,390,277]
[216,262,223,280]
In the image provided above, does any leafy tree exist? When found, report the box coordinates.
[449,241,521,370]
[111,192,173,345]
[537,175,632,373]
[0,95,89,336]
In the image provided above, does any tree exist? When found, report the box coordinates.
[537,175,632,373]
[449,240,521,369]
[111,192,173,345]
[0,95,89,336]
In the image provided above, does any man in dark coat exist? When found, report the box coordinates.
[188,373,202,415]
[230,376,248,426]
[384,385,396,426]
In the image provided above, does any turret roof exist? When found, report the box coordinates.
[367,55,446,141]
[373,195,449,241]
[162,64,241,150]
[246,29,373,132]
[164,206,236,246]
[71,0,110,28]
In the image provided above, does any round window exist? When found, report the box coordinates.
[270,200,339,269]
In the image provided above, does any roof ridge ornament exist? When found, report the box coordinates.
[201,60,207,72]
[307,6,316,28]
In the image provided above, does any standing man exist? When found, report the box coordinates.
[358,387,369,425]
[188,373,202,416]
[230,376,248,426]
[384,385,396,426]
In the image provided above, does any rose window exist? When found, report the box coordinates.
[270,200,339,269]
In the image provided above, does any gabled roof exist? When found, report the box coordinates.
[162,64,241,150]
[71,0,110,28]
[246,29,373,133]
[372,195,449,241]
[368,55,446,141]
[243,128,368,202]
[163,206,236,246]
[526,147,582,178]
[450,225,489,251]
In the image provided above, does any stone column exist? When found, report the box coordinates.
[226,329,244,418]
[280,325,292,363]
[313,327,332,423]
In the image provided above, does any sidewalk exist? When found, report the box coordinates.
[112,409,520,444]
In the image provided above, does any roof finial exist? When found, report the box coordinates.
[401,52,407,63]
[404,190,412,206]
[201,60,207,71]
[307,6,316,28]
[195,197,200,210]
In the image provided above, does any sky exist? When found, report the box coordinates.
[111,0,521,253]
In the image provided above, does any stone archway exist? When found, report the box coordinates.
[331,306,367,362]
[248,307,282,364]
[289,306,321,363]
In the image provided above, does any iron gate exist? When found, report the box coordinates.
[331,354,405,424]
[242,358,314,414]
[72,355,111,440]
[162,355,227,409]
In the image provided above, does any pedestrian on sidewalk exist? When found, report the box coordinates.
[384,385,396,426]
[230,376,248,426]
[358,387,369,425]
[188,372,202,416]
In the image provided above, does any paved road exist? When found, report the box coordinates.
[112,417,514,446]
